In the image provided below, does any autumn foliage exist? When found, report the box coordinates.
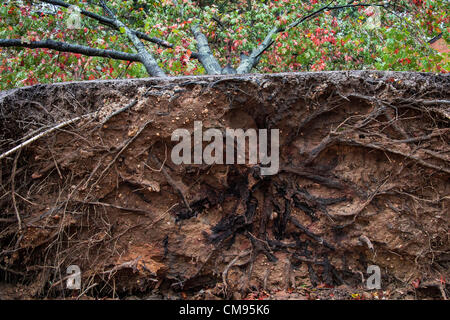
[0,0,448,90]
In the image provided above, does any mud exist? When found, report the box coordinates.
[0,71,448,300]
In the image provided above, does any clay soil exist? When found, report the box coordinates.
[0,71,448,300]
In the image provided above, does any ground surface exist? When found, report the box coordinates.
[0,71,449,300]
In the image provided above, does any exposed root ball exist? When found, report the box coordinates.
[0,71,448,300]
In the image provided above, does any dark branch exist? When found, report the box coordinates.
[0,39,141,62]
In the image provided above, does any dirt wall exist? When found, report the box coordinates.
[0,71,449,300]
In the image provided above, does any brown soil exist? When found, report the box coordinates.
[0,71,448,300]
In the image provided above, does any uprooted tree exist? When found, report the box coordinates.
[0,0,448,89]
[0,71,449,299]
[0,0,449,301]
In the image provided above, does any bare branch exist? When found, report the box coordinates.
[0,38,141,62]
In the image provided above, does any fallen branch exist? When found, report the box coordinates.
[0,112,96,161]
